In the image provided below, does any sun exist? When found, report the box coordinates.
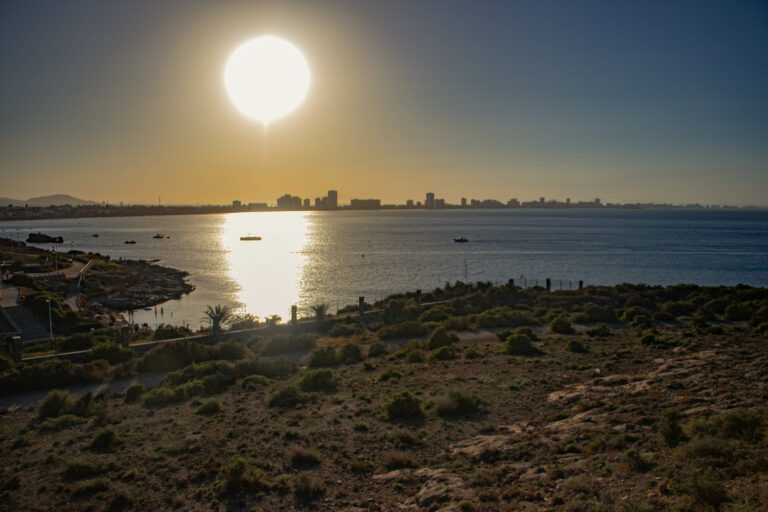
[224,36,311,125]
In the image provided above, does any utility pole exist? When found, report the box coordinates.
[46,299,54,351]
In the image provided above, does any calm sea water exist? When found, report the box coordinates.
[2,209,767,328]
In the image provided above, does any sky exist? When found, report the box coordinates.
[1,0,767,206]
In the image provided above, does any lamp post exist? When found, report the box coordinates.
[45,298,54,352]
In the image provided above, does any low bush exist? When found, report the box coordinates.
[621,306,653,322]
[441,315,472,331]
[688,409,764,443]
[143,387,177,408]
[38,389,74,419]
[63,458,103,481]
[90,343,136,364]
[268,385,311,408]
[153,324,192,340]
[367,341,389,358]
[337,343,364,364]
[549,317,575,334]
[418,306,451,323]
[212,341,251,361]
[89,429,121,452]
[378,368,402,382]
[222,456,268,495]
[378,321,428,340]
[502,334,542,356]
[658,408,687,447]
[385,390,424,422]
[292,471,325,501]
[124,383,146,403]
[196,399,221,415]
[383,451,417,470]
[565,339,587,353]
[381,299,421,325]
[1,358,111,396]
[571,303,618,324]
[289,447,322,468]
[723,303,752,322]
[463,346,482,359]
[640,332,658,346]
[585,323,610,337]
[436,391,482,418]
[631,315,653,329]
[38,414,88,431]
[430,345,459,361]
[137,340,215,373]
[298,369,338,392]
[328,318,366,337]
[389,340,423,360]
[308,346,338,368]
[426,327,459,350]
[241,374,272,391]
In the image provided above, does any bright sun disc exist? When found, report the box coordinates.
[224,36,310,124]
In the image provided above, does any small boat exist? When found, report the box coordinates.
[240,235,262,241]
[91,234,99,237]
[454,237,468,243]
[124,240,136,244]
[153,234,165,239]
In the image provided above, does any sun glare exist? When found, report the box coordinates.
[224,35,310,125]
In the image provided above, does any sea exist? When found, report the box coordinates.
[2,209,767,329]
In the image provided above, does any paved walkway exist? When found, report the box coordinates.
[0,283,19,307]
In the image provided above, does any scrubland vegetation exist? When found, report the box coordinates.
[1,282,767,510]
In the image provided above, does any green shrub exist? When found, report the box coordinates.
[385,390,423,421]
[565,339,587,353]
[430,345,459,361]
[298,369,338,392]
[38,389,74,419]
[418,307,451,323]
[463,346,482,359]
[502,334,542,356]
[621,306,653,322]
[143,387,177,408]
[137,340,215,373]
[389,340,423,360]
[0,358,111,396]
[406,348,425,363]
[631,315,653,329]
[367,341,389,357]
[90,343,136,364]
[268,385,310,408]
[328,319,365,337]
[241,374,272,391]
[292,471,325,501]
[723,303,752,321]
[124,383,146,403]
[378,321,428,340]
[38,414,87,431]
[571,304,618,324]
[426,327,459,350]
[441,315,472,331]
[675,470,729,510]
[63,458,103,481]
[153,323,192,340]
[549,317,575,334]
[689,409,764,443]
[196,399,221,415]
[378,368,402,382]
[223,456,268,495]
[89,429,121,452]
[382,299,421,325]
[658,408,687,447]
[585,323,610,337]
[513,326,539,340]
[640,333,657,346]
[308,346,338,368]
[59,333,97,352]
[289,447,322,468]
[436,391,482,418]
[212,341,250,361]
[337,343,364,364]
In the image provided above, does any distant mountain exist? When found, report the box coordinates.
[3,194,100,207]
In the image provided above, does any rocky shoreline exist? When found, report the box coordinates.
[85,259,195,312]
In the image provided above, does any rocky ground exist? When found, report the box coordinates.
[1,322,766,511]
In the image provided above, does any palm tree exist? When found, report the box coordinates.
[202,304,233,333]
[309,302,330,322]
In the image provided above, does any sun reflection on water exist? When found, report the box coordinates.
[222,212,310,321]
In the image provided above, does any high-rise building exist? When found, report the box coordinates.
[406,199,414,207]
[327,190,338,209]
[425,192,435,209]
[303,198,310,209]
[461,197,467,207]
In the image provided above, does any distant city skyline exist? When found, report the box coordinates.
[2,1,767,205]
